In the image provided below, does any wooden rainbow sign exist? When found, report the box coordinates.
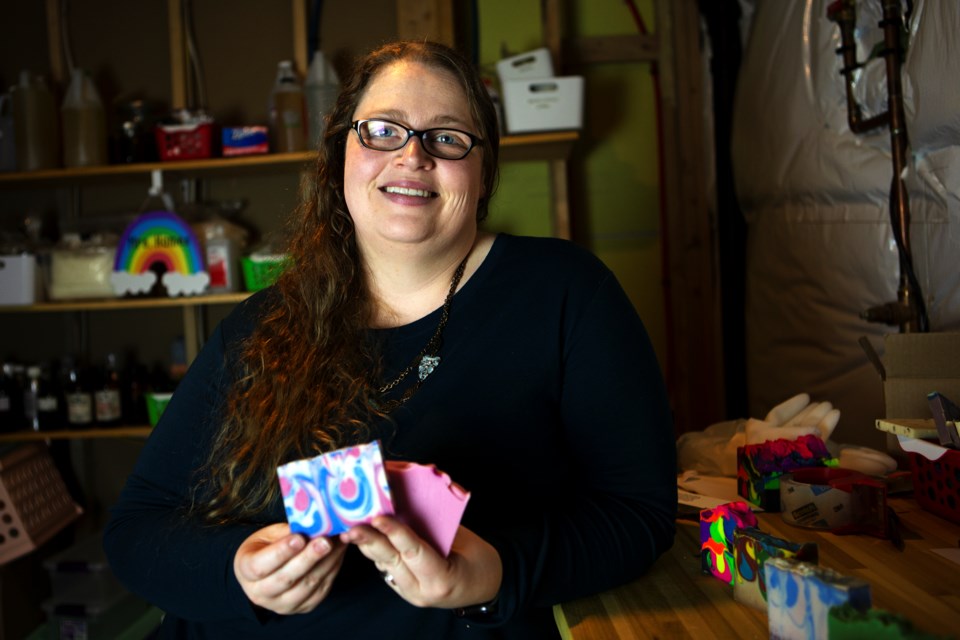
[110,210,210,297]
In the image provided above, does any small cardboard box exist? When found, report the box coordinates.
[880,332,960,455]
[501,76,584,134]
[882,332,960,419]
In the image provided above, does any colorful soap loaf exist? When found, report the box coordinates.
[737,434,836,511]
[828,603,944,640]
[278,440,394,537]
[765,557,871,640]
[700,501,758,584]
[733,527,819,611]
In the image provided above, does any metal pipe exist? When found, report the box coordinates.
[828,0,928,332]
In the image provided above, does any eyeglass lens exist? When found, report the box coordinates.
[355,119,476,160]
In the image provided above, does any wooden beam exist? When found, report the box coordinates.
[167,0,186,110]
[396,0,455,46]
[549,159,571,240]
[657,0,725,434]
[292,0,308,73]
[565,34,660,65]
[45,0,65,85]
[541,0,563,70]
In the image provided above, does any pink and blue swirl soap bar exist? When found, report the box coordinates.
[277,440,394,537]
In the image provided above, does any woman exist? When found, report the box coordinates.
[104,40,677,639]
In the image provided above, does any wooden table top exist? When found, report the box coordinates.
[554,498,960,639]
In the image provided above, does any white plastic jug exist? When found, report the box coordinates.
[304,51,339,148]
[61,68,108,168]
[11,71,59,171]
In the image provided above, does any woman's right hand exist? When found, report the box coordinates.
[234,523,347,615]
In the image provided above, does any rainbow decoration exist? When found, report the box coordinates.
[111,210,209,297]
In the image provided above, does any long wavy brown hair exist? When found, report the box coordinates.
[197,40,501,523]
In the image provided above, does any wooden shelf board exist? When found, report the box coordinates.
[0,426,152,442]
[0,292,251,313]
[0,133,578,186]
[500,131,578,162]
[0,152,316,185]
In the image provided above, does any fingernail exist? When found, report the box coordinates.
[288,535,305,550]
[312,537,331,553]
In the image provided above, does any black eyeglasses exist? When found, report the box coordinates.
[351,119,482,160]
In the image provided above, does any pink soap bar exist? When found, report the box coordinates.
[385,461,471,557]
[278,440,394,537]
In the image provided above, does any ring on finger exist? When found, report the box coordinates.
[380,570,397,587]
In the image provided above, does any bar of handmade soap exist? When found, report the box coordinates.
[765,557,871,640]
[700,500,758,584]
[278,440,394,537]
[737,434,835,511]
[828,603,942,640]
[733,527,819,611]
[385,461,470,557]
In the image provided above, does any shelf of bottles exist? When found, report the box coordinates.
[0,351,167,443]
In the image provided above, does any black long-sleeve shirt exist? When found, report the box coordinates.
[104,233,677,639]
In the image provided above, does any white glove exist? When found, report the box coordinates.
[744,393,841,445]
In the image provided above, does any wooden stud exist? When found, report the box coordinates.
[167,0,186,110]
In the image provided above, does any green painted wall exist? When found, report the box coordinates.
[476,0,667,370]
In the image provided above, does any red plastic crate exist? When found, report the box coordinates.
[155,122,213,161]
[909,448,960,524]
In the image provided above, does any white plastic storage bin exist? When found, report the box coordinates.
[496,47,554,82]
[0,253,40,305]
[501,76,584,133]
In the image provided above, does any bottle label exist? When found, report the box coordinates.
[38,395,59,412]
[67,393,94,424]
[207,244,230,288]
[0,396,9,411]
[95,389,122,422]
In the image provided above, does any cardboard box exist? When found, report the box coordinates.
[501,76,584,134]
[880,332,960,455]
[882,332,960,418]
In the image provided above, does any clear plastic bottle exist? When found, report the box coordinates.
[269,60,307,153]
[61,68,108,167]
[304,51,339,148]
[11,71,59,171]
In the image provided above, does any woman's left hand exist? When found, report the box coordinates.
[340,517,501,609]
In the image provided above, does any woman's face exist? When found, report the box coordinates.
[344,60,484,257]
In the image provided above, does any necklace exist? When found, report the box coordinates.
[377,253,469,406]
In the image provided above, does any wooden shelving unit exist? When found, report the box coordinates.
[0,292,250,313]
[0,426,152,443]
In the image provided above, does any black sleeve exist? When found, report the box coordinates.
[489,270,677,623]
[103,306,264,623]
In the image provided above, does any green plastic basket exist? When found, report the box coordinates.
[145,393,173,426]
[241,255,289,291]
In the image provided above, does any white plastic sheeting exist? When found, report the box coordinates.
[731,0,960,449]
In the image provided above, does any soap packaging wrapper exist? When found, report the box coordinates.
[278,440,470,556]
[765,557,871,640]
[737,434,835,511]
[699,500,758,584]
[733,527,819,611]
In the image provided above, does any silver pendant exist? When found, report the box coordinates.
[418,355,440,381]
